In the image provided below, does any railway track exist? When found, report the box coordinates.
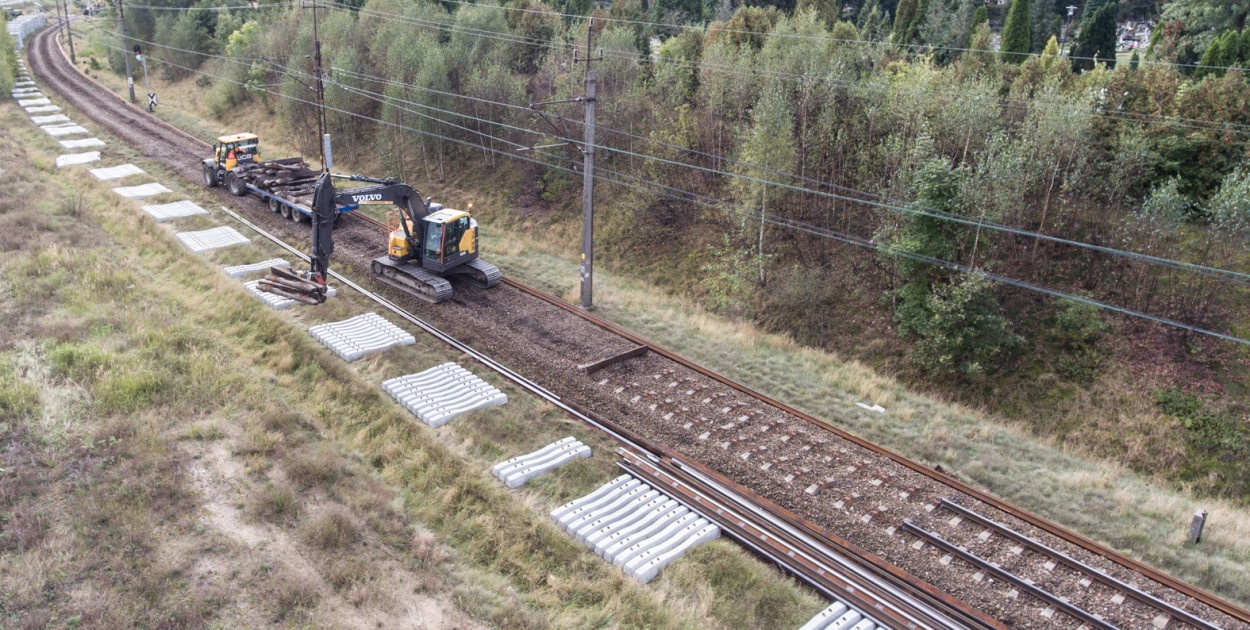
[27,22,1250,629]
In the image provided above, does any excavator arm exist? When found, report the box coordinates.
[256,174,431,305]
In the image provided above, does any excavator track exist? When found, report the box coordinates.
[456,258,502,289]
[370,257,453,304]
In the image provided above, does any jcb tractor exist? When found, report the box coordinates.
[201,132,259,194]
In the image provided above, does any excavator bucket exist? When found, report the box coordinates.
[256,266,328,305]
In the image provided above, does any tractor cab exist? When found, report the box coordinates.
[203,133,259,188]
[213,133,259,171]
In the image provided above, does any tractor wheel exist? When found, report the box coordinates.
[226,171,246,196]
[203,164,218,188]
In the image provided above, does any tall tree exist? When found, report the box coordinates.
[1071,1,1118,72]
[1030,0,1060,54]
[732,82,797,286]
[971,4,987,29]
[1000,0,1032,63]
[891,0,918,43]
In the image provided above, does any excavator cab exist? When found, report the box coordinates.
[421,209,478,273]
[202,132,259,188]
[385,205,478,273]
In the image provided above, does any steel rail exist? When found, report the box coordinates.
[618,454,904,630]
[31,22,1250,626]
[498,277,1250,626]
[901,521,1119,630]
[620,451,1004,630]
[217,206,974,630]
[937,499,1222,630]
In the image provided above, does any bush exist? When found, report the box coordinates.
[300,509,357,550]
[907,276,1022,376]
[247,483,302,523]
[1047,300,1107,382]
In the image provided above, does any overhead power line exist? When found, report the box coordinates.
[79,27,1250,347]
[329,65,1250,287]
[86,23,1250,290]
[88,23,1250,290]
[318,0,1250,137]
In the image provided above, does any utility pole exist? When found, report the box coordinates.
[54,0,66,47]
[1061,5,1078,54]
[117,0,135,102]
[63,0,76,64]
[525,18,601,308]
[307,0,328,172]
[577,18,601,310]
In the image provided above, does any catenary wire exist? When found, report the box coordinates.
[79,32,1250,346]
[83,22,1250,288]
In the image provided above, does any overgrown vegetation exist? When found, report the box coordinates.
[0,13,17,94]
[96,0,1250,424]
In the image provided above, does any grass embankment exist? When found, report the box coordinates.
[0,61,824,627]
[66,38,1250,607]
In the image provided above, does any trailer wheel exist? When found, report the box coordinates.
[292,208,306,223]
[226,171,246,196]
[203,164,218,188]
[268,196,280,213]
[279,203,292,220]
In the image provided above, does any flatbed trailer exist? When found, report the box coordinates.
[213,156,358,223]
[246,183,358,223]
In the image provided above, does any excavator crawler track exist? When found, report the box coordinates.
[370,257,453,303]
[455,258,502,289]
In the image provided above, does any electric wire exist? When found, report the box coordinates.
[329,65,1250,286]
[79,31,1250,346]
[84,22,1250,288]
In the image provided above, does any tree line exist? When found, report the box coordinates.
[108,0,1249,380]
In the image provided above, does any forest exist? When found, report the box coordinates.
[87,0,1250,499]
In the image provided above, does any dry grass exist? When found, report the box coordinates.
[300,508,359,550]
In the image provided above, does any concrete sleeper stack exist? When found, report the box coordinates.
[551,474,720,583]
[309,312,416,362]
[492,437,591,488]
[381,362,508,427]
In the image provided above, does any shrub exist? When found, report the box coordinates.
[1047,300,1107,382]
[908,276,1022,376]
[246,484,302,523]
[300,509,357,550]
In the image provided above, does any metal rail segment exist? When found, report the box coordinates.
[218,204,982,630]
[901,521,1119,630]
[937,499,1222,630]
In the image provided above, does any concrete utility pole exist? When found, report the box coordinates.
[577,18,602,310]
[63,0,76,64]
[117,0,135,102]
[55,0,66,45]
